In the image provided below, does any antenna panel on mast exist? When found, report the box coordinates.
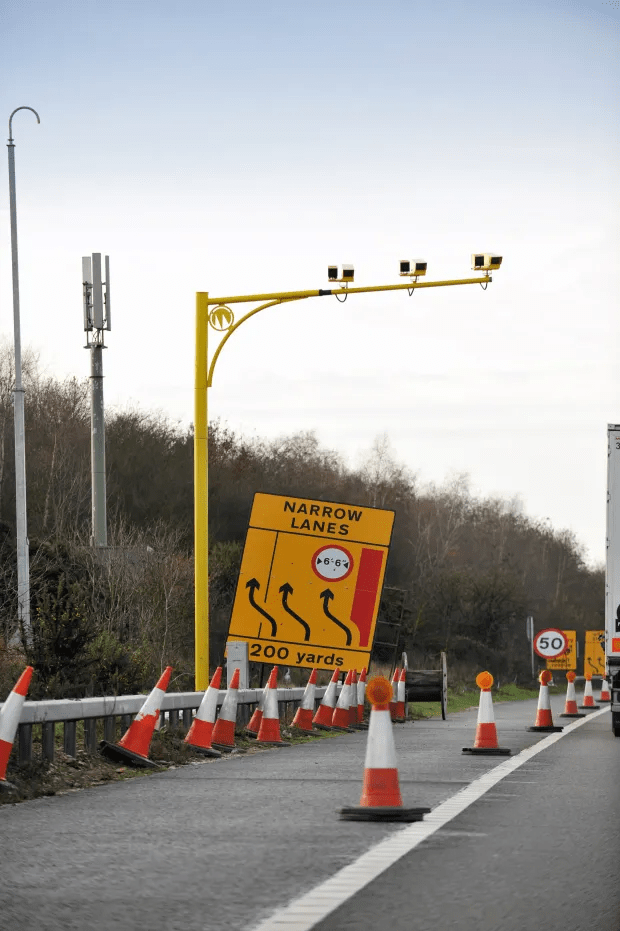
[104,255,111,330]
[82,256,92,330]
[92,253,104,329]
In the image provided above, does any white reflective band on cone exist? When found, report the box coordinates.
[364,709,398,770]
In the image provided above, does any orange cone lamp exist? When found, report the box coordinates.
[559,671,585,718]
[463,672,511,754]
[526,669,563,732]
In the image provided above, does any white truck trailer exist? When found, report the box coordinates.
[606,424,620,737]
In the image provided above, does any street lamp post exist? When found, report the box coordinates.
[194,263,498,688]
[7,106,40,647]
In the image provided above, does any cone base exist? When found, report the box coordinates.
[255,740,291,747]
[526,725,563,732]
[579,704,600,710]
[99,741,158,768]
[559,712,586,718]
[598,698,611,703]
[313,723,335,731]
[211,743,235,753]
[0,778,17,792]
[330,725,356,733]
[187,744,222,758]
[351,723,369,730]
[340,805,430,822]
[462,746,511,755]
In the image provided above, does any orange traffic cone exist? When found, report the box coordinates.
[599,675,611,702]
[211,668,241,751]
[246,681,267,737]
[312,668,340,730]
[0,666,33,791]
[100,666,172,767]
[184,667,222,757]
[559,671,585,718]
[526,670,563,731]
[348,671,359,727]
[256,666,290,746]
[392,667,406,723]
[356,667,368,728]
[463,672,511,754]
[332,670,355,731]
[579,674,600,710]
[291,668,318,732]
[389,668,399,721]
[340,676,430,822]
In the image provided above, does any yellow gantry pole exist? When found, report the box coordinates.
[193,272,492,687]
[195,292,210,688]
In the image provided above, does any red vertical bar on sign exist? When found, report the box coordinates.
[350,548,384,647]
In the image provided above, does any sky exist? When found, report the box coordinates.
[1,0,619,566]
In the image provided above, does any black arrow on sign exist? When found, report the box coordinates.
[246,578,277,637]
[320,588,352,646]
[279,583,311,642]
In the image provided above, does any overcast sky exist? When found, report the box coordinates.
[1,0,619,566]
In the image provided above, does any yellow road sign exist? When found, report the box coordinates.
[584,629,605,676]
[546,630,577,671]
[227,493,394,671]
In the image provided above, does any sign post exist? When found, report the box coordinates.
[227,492,394,672]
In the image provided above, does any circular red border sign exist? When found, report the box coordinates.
[311,544,354,582]
[533,628,569,659]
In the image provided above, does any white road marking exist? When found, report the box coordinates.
[248,706,609,931]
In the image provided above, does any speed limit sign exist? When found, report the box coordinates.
[533,628,569,659]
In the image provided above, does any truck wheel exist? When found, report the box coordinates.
[613,713,620,738]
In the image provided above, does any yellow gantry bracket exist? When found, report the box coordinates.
[194,273,492,688]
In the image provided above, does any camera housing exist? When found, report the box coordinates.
[328,264,355,283]
[471,253,502,271]
[399,259,427,277]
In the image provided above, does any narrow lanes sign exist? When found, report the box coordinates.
[227,493,394,671]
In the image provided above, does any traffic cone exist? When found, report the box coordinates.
[579,674,600,710]
[393,667,406,723]
[312,668,340,730]
[0,666,33,791]
[256,666,290,746]
[463,672,511,754]
[246,682,267,737]
[599,676,611,702]
[340,676,430,822]
[348,671,359,727]
[526,669,563,731]
[332,670,355,731]
[356,667,368,728]
[559,671,585,718]
[291,668,318,732]
[100,666,172,767]
[183,667,222,757]
[210,668,241,751]
[389,668,399,721]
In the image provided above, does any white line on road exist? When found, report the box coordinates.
[248,706,609,931]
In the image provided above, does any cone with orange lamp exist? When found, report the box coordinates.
[183,667,223,757]
[100,666,173,767]
[312,668,340,730]
[526,669,563,732]
[559,671,585,718]
[463,671,511,754]
[0,666,33,791]
[340,675,430,822]
[256,666,291,746]
[291,668,318,732]
[579,673,600,710]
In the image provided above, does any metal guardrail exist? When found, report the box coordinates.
[2,686,330,764]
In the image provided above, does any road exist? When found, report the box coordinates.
[1,695,618,931]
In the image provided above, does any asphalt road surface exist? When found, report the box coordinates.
[1,695,618,931]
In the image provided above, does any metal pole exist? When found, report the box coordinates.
[194,293,209,689]
[90,343,107,547]
[7,106,39,647]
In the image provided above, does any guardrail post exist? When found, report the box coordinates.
[18,722,32,762]
[103,716,115,743]
[41,721,55,761]
[64,721,77,757]
[182,709,192,730]
[84,719,97,753]
[168,709,179,729]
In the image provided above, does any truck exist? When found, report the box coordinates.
[606,424,620,737]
